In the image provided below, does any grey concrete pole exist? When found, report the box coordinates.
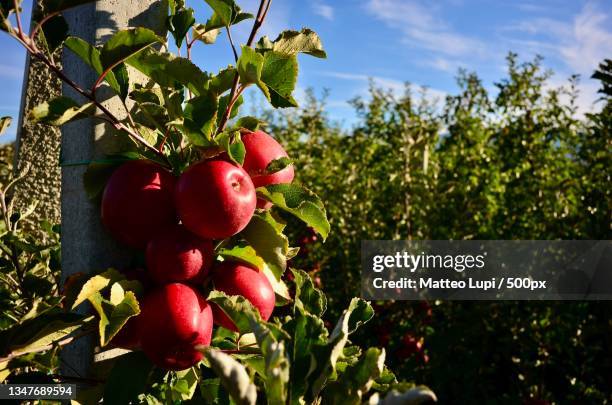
[13,0,62,233]
[60,0,167,378]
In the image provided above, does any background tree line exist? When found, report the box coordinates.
[263,54,611,404]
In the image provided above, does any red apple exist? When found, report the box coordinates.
[175,159,256,239]
[101,160,177,249]
[211,261,275,332]
[146,224,213,285]
[241,130,294,208]
[139,283,213,370]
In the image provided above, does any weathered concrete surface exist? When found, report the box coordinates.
[60,0,167,378]
[13,0,62,232]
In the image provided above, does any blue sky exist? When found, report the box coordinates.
[1,0,611,140]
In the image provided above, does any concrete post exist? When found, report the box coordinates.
[60,0,167,378]
[13,0,62,233]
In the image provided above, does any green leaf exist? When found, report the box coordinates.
[233,12,254,25]
[41,14,68,53]
[183,91,219,143]
[262,263,291,305]
[70,268,124,309]
[171,367,200,401]
[201,348,257,405]
[248,322,289,404]
[0,116,11,135]
[193,23,220,45]
[259,52,298,108]
[257,183,330,240]
[237,46,264,85]
[288,307,328,402]
[112,62,130,101]
[29,96,95,126]
[206,291,261,335]
[259,29,327,58]
[89,289,140,347]
[44,0,97,14]
[322,348,386,404]
[103,351,153,405]
[83,162,117,201]
[204,5,252,31]
[216,93,243,128]
[204,0,234,26]
[0,311,92,358]
[264,157,293,175]
[307,299,374,400]
[241,211,293,280]
[100,28,161,70]
[234,116,264,131]
[127,51,210,96]
[218,243,264,269]
[215,129,245,165]
[209,66,237,94]
[64,37,123,96]
[291,268,326,317]
[168,7,195,48]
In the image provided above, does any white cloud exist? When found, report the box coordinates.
[364,0,487,58]
[320,71,447,102]
[312,1,334,21]
[559,2,612,74]
[502,1,612,115]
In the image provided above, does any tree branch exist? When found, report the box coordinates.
[216,0,272,135]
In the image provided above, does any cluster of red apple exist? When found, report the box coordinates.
[100,130,294,370]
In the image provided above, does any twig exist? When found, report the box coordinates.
[226,26,238,62]
[158,127,170,153]
[30,11,61,43]
[13,0,24,40]
[216,0,272,134]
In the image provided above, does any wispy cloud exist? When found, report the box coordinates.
[364,0,487,58]
[504,2,612,75]
[320,71,447,101]
[501,1,612,114]
[312,1,334,21]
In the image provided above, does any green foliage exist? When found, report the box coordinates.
[0,141,64,380]
[257,183,330,240]
[29,96,95,126]
[267,55,611,403]
[0,1,425,403]
[206,281,426,404]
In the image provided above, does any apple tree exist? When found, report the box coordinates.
[0,0,436,403]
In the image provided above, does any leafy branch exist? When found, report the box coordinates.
[4,3,170,166]
[216,0,272,134]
